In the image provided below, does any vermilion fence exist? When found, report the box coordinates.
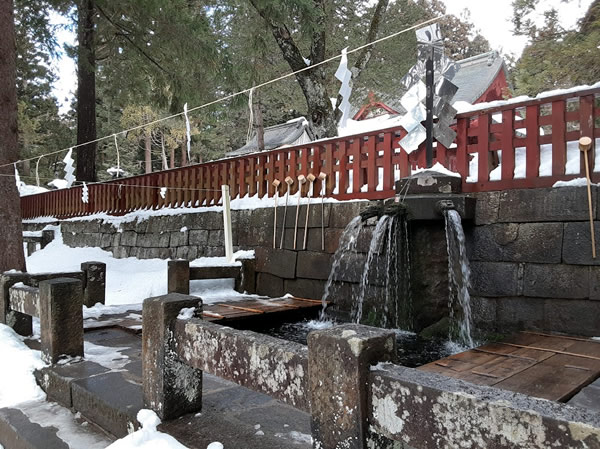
[20,86,600,219]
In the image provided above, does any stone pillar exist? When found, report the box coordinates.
[39,278,84,364]
[0,272,33,336]
[27,241,37,256]
[167,260,190,294]
[238,259,256,294]
[142,293,203,420]
[80,261,106,307]
[308,324,397,449]
[41,229,54,249]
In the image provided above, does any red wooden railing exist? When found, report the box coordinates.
[20,86,600,219]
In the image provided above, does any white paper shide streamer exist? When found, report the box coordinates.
[63,148,76,187]
[159,187,167,199]
[82,182,89,203]
[183,103,191,162]
[14,163,21,190]
[334,47,352,128]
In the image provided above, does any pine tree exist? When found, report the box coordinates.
[0,0,26,272]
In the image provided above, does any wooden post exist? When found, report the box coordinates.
[222,185,234,263]
[580,136,596,259]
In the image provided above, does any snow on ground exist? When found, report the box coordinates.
[25,229,255,307]
[106,409,223,449]
[0,324,46,408]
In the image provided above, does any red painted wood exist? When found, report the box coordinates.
[552,100,566,177]
[477,113,491,183]
[455,117,469,179]
[525,105,540,178]
[501,109,515,181]
[580,95,595,175]
[382,132,393,191]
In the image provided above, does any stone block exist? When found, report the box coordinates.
[100,233,113,248]
[544,298,600,336]
[305,227,344,254]
[204,247,225,257]
[498,187,597,223]
[81,262,106,307]
[469,222,563,263]
[496,297,545,333]
[396,172,462,194]
[239,259,256,294]
[138,233,170,248]
[208,230,224,247]
[523,263,589,299]
[256,273,284,297]
[296,252,332,280]
[308,324,397,449]
[255,247,297,279]
[71,371,142,438]
[120,231,137,246]
[562,222,600,265]
[169,230,188,247]
[331,252,366,284]
[112,246,129,259]
[329,201,368,228]
[41,229,54,249]
[474,191,500,225]
[39,278,84,364]
[111,233,121,247]
[283,278,326,300]
[142,294,203,420]
[189,229,209,246]
[0,272,33,336]
[470,262,520,297]
[470,296,497,332]
[146,216,171,233]
[589,267,600,300]
[168,260,190,294]
[77,219,101,233]
[136,248,170,259]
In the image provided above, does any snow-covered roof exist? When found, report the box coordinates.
[352,51,509,117]
[451,51,508,104]
[227,117,313,157]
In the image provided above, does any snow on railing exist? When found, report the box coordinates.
[19,84,600,219]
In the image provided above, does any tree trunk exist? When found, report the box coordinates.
[248,0,389,139]
[181,144,188,167]
[170,145,175,169]
[160,134,168,170]
[76,0,97,182]
[0,0,26,272]
[254,90,265,151]
[144,134,152,173]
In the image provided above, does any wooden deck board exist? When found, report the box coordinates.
[418,332,600,402]
[201,296,323,322]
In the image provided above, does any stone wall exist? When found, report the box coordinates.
[468,187,600,337]
[24,185,600,337]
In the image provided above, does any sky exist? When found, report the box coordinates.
[49,0,594,114]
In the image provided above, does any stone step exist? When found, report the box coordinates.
[0,400,113,449]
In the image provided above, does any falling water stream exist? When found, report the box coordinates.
[320,216,363,320]
[444,209,475,348]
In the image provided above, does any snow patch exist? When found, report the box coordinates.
[106,409,190,448]
[412,162,461,178]
[0,324,46,407]
[177,307,196,320]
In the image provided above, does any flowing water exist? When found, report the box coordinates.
[444,209,475,348]
[320,216,363,320]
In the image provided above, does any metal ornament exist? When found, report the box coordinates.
[398,24,460,161]
[335,47,352,128]
[63,148,75,187]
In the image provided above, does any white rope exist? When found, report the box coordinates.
[2,16,445,170]
[246,88,255,144]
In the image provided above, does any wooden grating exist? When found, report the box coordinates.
[419,332,600,401]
